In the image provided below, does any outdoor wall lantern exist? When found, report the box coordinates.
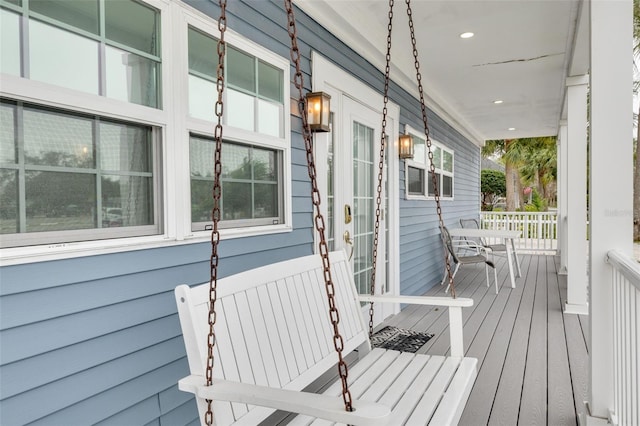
[306,91,331,132]
[398,134,414,159]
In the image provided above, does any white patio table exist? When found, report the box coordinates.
[448,228,522,289]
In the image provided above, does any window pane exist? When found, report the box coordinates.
[443,150,453,172]
[188,27,216,78]
[0,169,18,234]
[101,175,153,227]
[255,183,277,218]
[23,107,94,168]
[227,46,255,92]
[252,148,277,181]
[222,182,251,220]
[25,171,96,232]
[29,19,99,95]
[190,136,214,178]
[105,0,159,55]
[1,102,16,163]
[412,134,426,164]
[443,175,453,197]
[100,122,151,173]
[258,60,282,102]
[227,89,254,132]
[431,146,441,169]
[105,46,159,108]
[407,166,424,195]
[1,9,21,76]
[190,179,212,224]
[257,99,281,138]
[188,74,216,121]
[427,172,441,197]
[223,144,251,180]
[30,0,99,35]
[5,0,21,5]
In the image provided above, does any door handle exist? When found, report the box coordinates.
[343,230,354,261]
[344,204,352,224]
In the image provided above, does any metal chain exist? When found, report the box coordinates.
[369,0,395,337]
[405,0,456,297]
[205,1,227,425]
[283,0,354,413]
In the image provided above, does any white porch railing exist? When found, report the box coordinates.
[480,211,558,253]
[606,250,640,426]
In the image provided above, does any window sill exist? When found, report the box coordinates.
[0,224,293,266]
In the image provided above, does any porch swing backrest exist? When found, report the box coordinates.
[175,250,478,426]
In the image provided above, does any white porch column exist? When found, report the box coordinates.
[587,0,634,423]
[557,122,568,275]
[564,76,589,315]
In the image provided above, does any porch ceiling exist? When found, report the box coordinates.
[296,0,588,144]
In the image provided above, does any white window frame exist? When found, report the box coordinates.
[404,125,454,200]
[0,0,292,265]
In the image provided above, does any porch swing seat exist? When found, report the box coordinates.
[175,250,478,426]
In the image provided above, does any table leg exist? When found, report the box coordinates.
[510,238,522,277]
[506,244,516,288]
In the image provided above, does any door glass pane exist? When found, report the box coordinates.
[227,46,255,92]
[105,46,159,108]
[105,0,158,55]
[1,102,16,163]
[23,107,94,168]
[0,169,18,234]
[30,0,99,35]
[29,19,99,95]
[25,171,96,232]
[1,9,21,76]
[327,113,335,250]
[353,121,374,295]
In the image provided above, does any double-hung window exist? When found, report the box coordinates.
[405,126,454,199]
[0,0,164,249]
[186,24,289,232]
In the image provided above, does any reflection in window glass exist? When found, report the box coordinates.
[23,107,94,168]
[412,134,426,165]
[227,46,255,92]
[407,166,424,195]
[227,89,254,132]
[188,75,216,121]
[100,122,151,172]
[30,0,99,35]
[101,175,153,227]
[1,9,21,76]
[0,169,18,234]
[188,27,216,78]
[443,151,453,172]
[258,60,282,102]
[105,0,158,55]
[29,19,99,95]
[25,171,96,232]
[1,103,16,163]
[443,175,453,197]
[257,99,280,138]
[189,135,281,229]
[432,146,442,169]
[105,46,158,108]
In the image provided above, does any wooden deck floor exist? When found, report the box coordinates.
[383,254,590,426]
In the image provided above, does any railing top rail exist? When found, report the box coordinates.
[607,249,640,291]
[480,211,558,217]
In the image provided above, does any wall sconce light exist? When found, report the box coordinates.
[398,134,414,159]
[306,91,331,132]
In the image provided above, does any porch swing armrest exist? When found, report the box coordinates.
[358,295,473,357]
[358,294,473,307]
[178,375,392,426]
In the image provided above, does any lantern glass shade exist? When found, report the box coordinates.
[306,92,331,132]
[399,134,414,159]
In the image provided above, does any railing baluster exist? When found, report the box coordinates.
[480,211,558,253]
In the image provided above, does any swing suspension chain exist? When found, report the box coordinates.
[405,0,456,297]
[205,1,227,424]
[369,0,395,337]
[284,0,354,413]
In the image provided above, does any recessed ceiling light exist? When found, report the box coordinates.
[493,100,504,104]
[508,127,516,131]
[460,32,474,39]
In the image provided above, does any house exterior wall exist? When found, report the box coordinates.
[0,0,480,424]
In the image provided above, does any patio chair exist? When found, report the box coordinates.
[459,218,508,261]
[440,225,499,294]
